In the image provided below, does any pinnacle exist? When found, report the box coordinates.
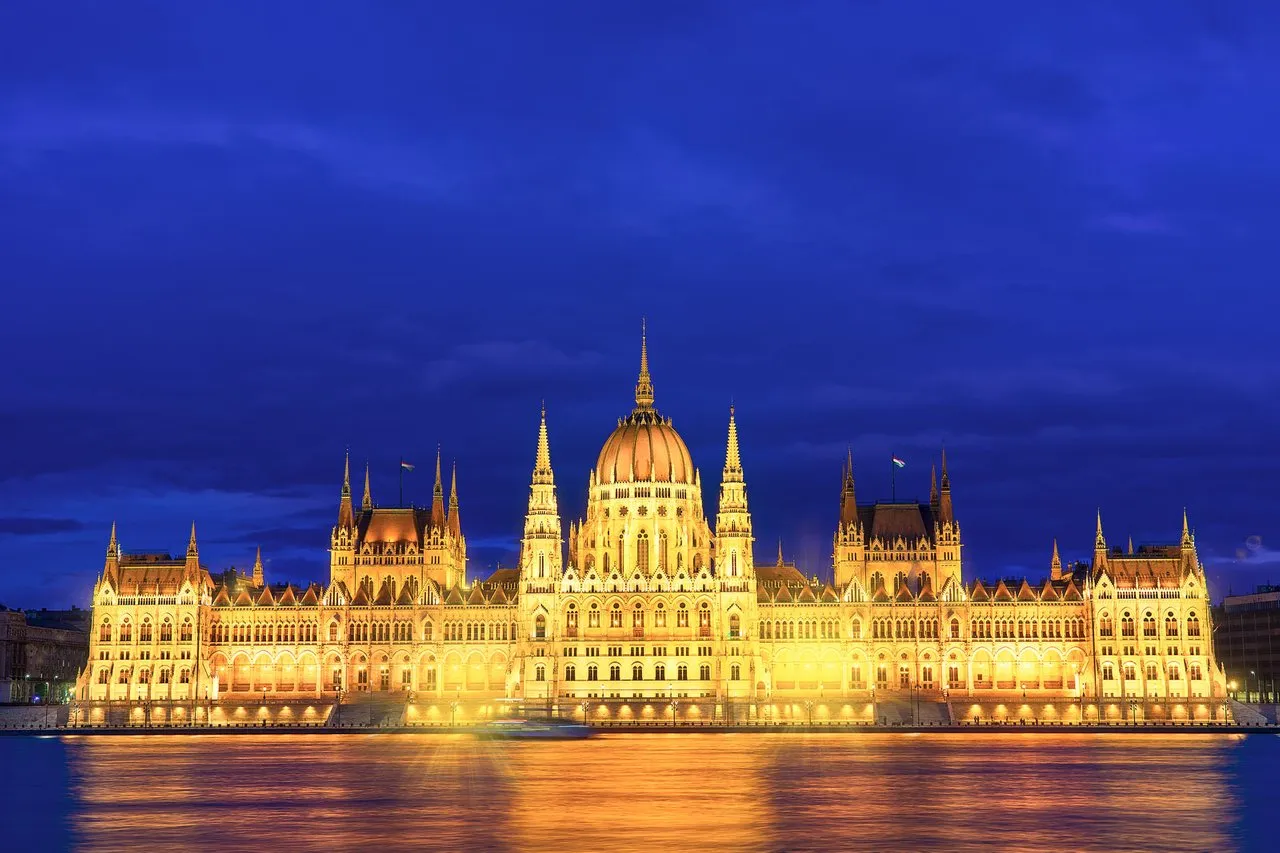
[635,318,654,409]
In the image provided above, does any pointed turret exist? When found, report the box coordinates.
[533,402,554,486]
[938,445,953,522]
[1093,509,1108,571]
[447,461,461,538]
[634,318,654,410]
[185,521,200,575]
[840,448,858,526]
[104,522,120,577]
[1180,507,1198,574]
[521,405,562,582]
[715,405,753,580]
[252,546,264,587]
[1181,507,1193,547]
[1127,535,1134,555]
[1050,538,1062,581]
[930,464,939,507]
[338,450,355,529]
[362,462,372,510]
[777,539,784,566]
[430,445,445,529]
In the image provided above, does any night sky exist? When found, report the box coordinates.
[3,3,1279,609]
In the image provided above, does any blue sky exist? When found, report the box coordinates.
[2,2,1280,607]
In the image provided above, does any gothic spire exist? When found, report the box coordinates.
[187,521,198,560]
[362,461,372,510]
[634,318,654,410]
[1182,507,1194,547]
[938,445,953,522]
[722,404,743,482]
[430,445,445,528]
[940,444,950,491]
[777,539,784,566]
[252,546,264,587]
[533,403,554,486]
[447,460,461,537]
[338,450,355,529]
[1050,538,1062,580]
[1095,509,1106,549]
[1127,535,1134,555]
[106,521,119,559]
[840,448,858,526]
[930,464,939,505]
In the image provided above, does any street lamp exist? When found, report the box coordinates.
[668,683,677,726]
[1250,670,1257,704]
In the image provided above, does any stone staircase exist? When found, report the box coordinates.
[327,693,407,728]
[874,697,953,726]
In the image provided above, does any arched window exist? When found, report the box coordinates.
[538,553,546,578]
[565,664,576,682]
[870,571,885,591]
[655,602,667,628]
[1165,612,1179,636]
[610,603,623,628]
[950,618,960,639]
[160,620,172,643]
[99,619,111,643]
[677,602,689,628]
[1121,612,1135,637]
[698,603,711,634]
[655,663,666,680]
[587,663,598,681]
[729,614,741,638]
[632,604,644,631]
[1142,613,1156,637]
[637,531,650,573]
[180,619,192,643]
[659,531,669,569]
[1187,613,1201,637]
[119,619,132,643]
[535,665,545,682]
[610,663,621,681]
[699,663,711,680]
[730,664,741,681]
[632,662,643,680]
[677,664,688,680]
[588,603,601,628]
[535,615,546,640]
[730,549,738,577]
[567,606,579,632]
[850,618,861,639]
[1099,614,1114,638]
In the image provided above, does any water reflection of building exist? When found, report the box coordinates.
[72,332,1229,725]
[0,606,89,703]
[1213,586,1280,704]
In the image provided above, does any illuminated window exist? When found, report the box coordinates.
[99,620,111,643]
[950,618,960,640]
[850,619,861,640]
[655,604,666,628]
[1187,613,1201,637]
[610,663,621,681]
[1121,613,1135,638]
[655,663,666,681]
[677,604,689,628]
[611,604,623,628]
[589,604,601,629]
[637,531,650,573]
[677,664,688,681]
[535,615,546,640]
[587,664,598,681]
[632,663,643,680]
[729,614,740,638]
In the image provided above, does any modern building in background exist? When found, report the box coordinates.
[1213,586,1280,703]
[72,335,1228,725]
[0,606,90,703]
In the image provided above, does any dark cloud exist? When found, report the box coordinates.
[0,518,83,536]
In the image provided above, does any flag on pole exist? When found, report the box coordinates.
[400,460,415,472]
[891,456,906,468]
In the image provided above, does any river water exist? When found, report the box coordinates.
[2,731,1274,851]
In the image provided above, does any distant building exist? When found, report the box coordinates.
[1213,586,1280,703]
[0,606,90,703]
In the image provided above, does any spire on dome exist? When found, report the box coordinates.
[362,461,372,510]
[722,404,743,482]
[533,405,554,485]
[252,546,264,587]
[634,318,654,410]
[430,445,445,528]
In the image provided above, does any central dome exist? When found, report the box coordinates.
[594,327,696,486]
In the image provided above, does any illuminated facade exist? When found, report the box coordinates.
[73,334,1229,724]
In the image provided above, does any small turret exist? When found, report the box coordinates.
[1093,509,1108,570]
[362,462,372,510]
[840,448,858,527]
[447,461,462,538]
[252,546,264,587]
[338,450,355,529]
[430,446,445,529]
[1050,538,1062,581]
[185,521,200,574]
[938,446,953,523]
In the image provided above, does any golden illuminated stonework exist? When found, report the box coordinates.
[71,331,1229,727]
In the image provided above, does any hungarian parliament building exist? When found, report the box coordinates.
[73,336,1228,725]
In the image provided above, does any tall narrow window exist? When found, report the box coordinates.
[637,531,650,573]
[659,532,669,570]
[538,554,546,578]
[730,550,738,577]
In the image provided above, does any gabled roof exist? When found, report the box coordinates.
[894,583,915,603]
[300,585,320,605]
[256,586,275,606]
[444,586,465,605]
[917,582,936,603]
[969,580,989,602]
[488,586,509,605]
[233,588,254,607]
[796,585,817,603]
[395,584,416,606]
[993,580,1014,601]
[818,585,839,603]
[1017,579,1037,601]
[872,581,891,602]
[1040,579,1059,601]
[350,584,371,607]
[1061,580,1082,601]
[773,584,793,603]
[373,582,394,606]
[467,585,487,605]
[859,502,937,544]
[212,586,232,606]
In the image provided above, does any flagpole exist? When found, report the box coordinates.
[399,458,404,508]
[891,453,896,502]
